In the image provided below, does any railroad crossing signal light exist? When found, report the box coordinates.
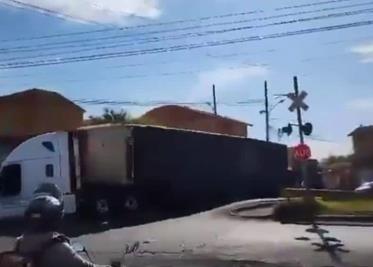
[302,122,313,136]
[282,123,293,136]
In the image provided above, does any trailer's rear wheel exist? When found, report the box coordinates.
[95,198,110,215]
[124,195,139,211]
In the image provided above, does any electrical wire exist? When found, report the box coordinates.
[0,46,350,81]
[0,64,265,83]
[1,1,371,55]
[74,98,264,107]
[1,3,372,65]
[0,19,372,70]
[275,0,352,11]
[0,0,355,43]
[0,60,270,85]
[206,49,277,58]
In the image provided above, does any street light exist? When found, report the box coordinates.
[270,99,285,113]
[259,98,285,141]
[259,98,285,115]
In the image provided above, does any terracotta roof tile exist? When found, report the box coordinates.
[143,105,252,126]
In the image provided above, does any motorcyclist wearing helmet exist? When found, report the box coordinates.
[15,193,110,267]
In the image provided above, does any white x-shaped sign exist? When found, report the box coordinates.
[287,91,309,112]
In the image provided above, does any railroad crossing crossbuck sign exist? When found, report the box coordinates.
[287,91,309,112]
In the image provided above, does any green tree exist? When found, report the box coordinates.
[87,108,131,125]
[321,154,353,166]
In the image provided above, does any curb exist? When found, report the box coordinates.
[292,220,373,227]
[229,201,277,219]
[316,214,373,222]
[229,199,373,224]
[279,215,373,226]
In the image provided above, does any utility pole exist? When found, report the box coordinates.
[264,81,269,142]
[212,84,217,115]
[293,76,310,195]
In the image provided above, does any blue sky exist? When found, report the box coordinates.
[0,0,373,159]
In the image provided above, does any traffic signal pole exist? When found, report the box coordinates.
[293,76,310,198]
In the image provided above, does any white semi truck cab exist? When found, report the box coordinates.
[0,124,138,220]
[0,132,77,219]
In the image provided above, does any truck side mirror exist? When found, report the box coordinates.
[72,243,85,253]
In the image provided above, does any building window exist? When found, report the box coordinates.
[0,164,21,196]
[46,164,54,177]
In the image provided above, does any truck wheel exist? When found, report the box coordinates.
[95,199,110,215]
[124,195,139,211]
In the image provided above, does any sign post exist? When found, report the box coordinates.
[288,76,312,199]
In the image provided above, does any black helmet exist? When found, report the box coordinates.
[33,183,63,204]
[25,195,64,232]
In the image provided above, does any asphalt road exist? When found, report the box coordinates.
[0,200,372,267]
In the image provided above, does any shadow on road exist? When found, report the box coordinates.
[0,206,210,238]
[295,222,350,266]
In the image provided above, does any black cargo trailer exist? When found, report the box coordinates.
[131,125,290,208]
[75,124,292,214]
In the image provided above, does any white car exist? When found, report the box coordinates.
[354,182,373,193]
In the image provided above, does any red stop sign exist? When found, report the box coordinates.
[294,143,311,161]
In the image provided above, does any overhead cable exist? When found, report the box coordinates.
[0,0,355,42]
[0,19,372,70]
[1,1,370,54]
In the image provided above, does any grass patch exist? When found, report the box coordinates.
[317,199,373,215]
[273,198,373,222]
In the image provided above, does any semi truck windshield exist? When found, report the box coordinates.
[0,164,21,196]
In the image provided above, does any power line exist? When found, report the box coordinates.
[0,48,355,82]
[207,34,372,59]
[0,0,355,43]
[0,59,185,79]
[74,98,264,107]
[0,64,264,83]
[206,49,277,58]
[76,99,210,107]
[275,0,352,11]
[1,1,370,55]
[0,7,262,43]
[0,44,351,80]
[0,6,372,66]
[3,52,349,81]
[0,19,372,70]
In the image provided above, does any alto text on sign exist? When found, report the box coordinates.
[294,143,311,161]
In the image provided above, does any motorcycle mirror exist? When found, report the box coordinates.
[72,242,85,253]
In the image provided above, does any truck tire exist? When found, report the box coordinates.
[124,195,139,211]
[95,198,110,215]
